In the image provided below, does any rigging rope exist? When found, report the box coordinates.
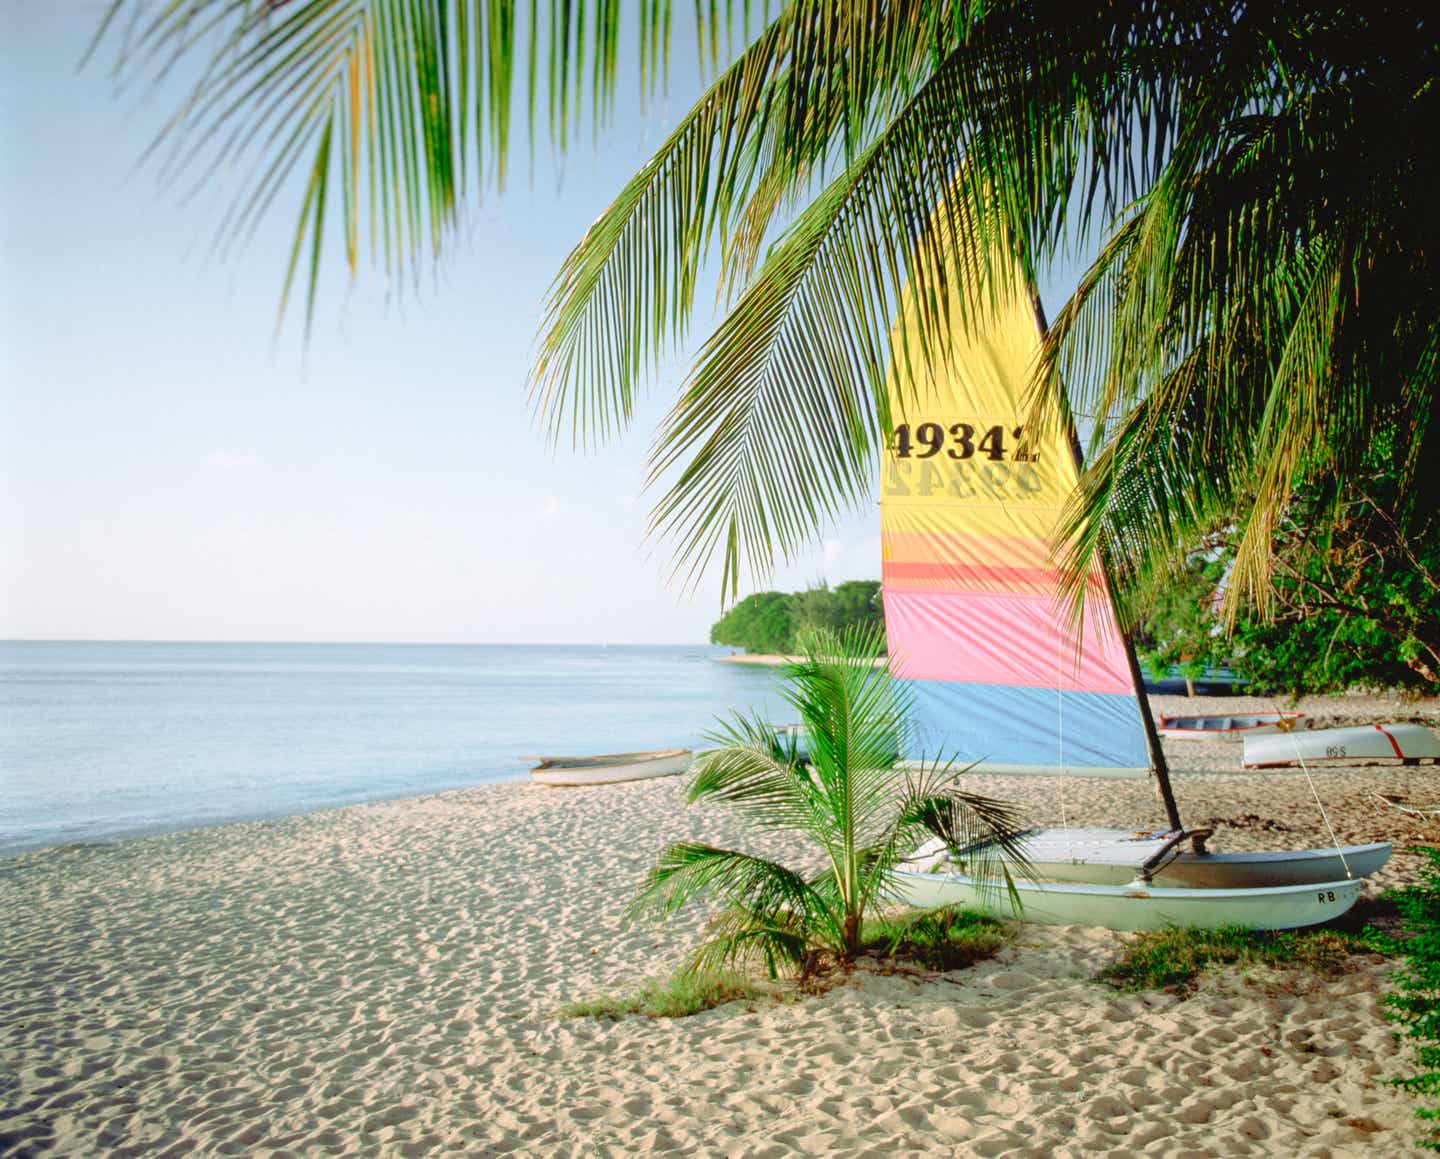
[1273,702,1353,879]
[1057,617,1069,832]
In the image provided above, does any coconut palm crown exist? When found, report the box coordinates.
[94,2,1439,624]
[628,627,1030,977]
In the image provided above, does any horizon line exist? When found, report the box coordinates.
[0,637,719,648]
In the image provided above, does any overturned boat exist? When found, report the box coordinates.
[1244,723,1440,769]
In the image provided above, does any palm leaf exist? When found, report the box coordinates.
[94,0,677,331]
[626,841,822,925]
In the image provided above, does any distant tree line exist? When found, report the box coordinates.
[710,581,885,655]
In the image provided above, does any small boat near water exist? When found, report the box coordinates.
[1157,712,1307,740]
[524,748,692,787]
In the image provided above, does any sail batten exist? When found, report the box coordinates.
[881,259,1153,775]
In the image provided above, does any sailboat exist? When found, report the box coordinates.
[878,242,1389,931]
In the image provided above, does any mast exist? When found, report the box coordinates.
[1027,290,1183,832]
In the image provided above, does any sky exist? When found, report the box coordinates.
[0,3,1079,645]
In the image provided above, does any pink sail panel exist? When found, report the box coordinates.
[885,588,1135,695]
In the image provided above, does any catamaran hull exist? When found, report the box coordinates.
[1016,829,1390,888]
[905,830,1391,889]
[1034,846,1391,888]
[889,871,1363,932]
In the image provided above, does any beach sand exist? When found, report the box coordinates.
[2,694,1436,1156]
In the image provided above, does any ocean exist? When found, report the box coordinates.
[0,641,790,856]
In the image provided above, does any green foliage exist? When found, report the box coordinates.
[1230,610,1437,699]
[555,971,767,1020]
[789,582,845,638]
[1097,926,1377,998]
[630,626,1030,977]
[1377,846,1440,1150]
[709,591,796,654]
[710,581,883,655]
[558,909,1007,1020]
[830,581,886,637]
[1134,477,1440,695]
[861,906,1009,972]
[1134,557,1229,685]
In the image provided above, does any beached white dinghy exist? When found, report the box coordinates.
[1244,723,1440,769]
[903,832,1391,890]
[524,749,691,786]
[1157,712,1307,741]
[888,866,1363,932]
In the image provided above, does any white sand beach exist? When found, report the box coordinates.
[2,694,1435,1156]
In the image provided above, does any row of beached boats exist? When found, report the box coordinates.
[525,718,1440,784]
[1155,712,1440,768]
[521,717,1433,932]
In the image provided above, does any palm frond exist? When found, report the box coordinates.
[532,0,980,451]
[888,759,1035,913]
[96,1,1440,636]
[642,61,1028,596]
[685,711,827,835]
[684,906,816,979]
[626,841,822,927]
[95,0,677,331]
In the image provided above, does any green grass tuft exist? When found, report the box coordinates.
[561,910,1008,1020]
[1097,925,1379,997]
[555,970,767,1020]
[861,906,1010,971]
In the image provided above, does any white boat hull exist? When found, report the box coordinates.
[1158,712,1307,741]
[1244,722,1440,768]
[527,749,692,786]
[910,828,1391,889]
[888,870,1363,932]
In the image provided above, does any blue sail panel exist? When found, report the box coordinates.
[901,679,1150,772]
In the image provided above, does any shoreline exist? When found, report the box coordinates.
[7,689,1438,861]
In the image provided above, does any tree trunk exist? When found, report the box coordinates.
[1407,656,1440,686]
[841,911,861,968]
[1410,627,1440,686]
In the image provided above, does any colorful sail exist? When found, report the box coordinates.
[881,259,1152,775]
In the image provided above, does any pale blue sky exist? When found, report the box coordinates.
[0,3,1079,644]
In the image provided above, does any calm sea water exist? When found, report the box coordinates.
[0,642,790,856]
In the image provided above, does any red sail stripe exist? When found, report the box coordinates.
[882,560,1106,593]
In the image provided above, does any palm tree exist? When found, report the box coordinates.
[627,627,1030,977]
[95,2,1438,621]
